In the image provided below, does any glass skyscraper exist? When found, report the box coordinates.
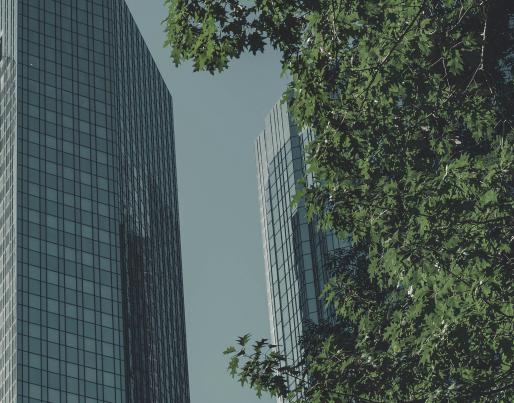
[255,101,343,398]
[0,1,189,402]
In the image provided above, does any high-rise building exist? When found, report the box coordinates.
[255,101,343,398]
[0,1,189,402]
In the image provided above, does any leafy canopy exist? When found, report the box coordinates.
[165,0,514,401]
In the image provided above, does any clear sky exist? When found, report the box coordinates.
[124,1,286,402]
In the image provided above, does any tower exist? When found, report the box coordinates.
[0,1,189,401]
[255,100,343,398]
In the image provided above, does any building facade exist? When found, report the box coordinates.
[0,1,189,402]
[255,101,343,398]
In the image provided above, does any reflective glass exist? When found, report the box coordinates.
[0,1,189,402]
[255,101,345,397]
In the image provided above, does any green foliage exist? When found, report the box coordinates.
[222,334,297,399]
[165,0,514,401]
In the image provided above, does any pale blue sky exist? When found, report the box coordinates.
[124,1,285,402]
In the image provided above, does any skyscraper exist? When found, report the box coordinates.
[255,101,343,398]
[0,1,189,402]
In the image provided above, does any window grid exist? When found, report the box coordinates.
[0,0,189,402]
[255,101,346,399]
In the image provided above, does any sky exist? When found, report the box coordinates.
[124,1,286,402]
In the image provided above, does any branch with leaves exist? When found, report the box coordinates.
[165,0,514,401]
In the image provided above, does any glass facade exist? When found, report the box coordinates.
[113,4,188,402]
[0,1,189,402]
[255,101,343,398]
[0,0,18,401]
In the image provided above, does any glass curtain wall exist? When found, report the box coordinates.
[255,101,344,399]
[0,1,189,402]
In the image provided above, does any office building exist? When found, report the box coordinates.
[0,0,189,401]
[255,101,343,398]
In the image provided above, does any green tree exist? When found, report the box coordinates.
[165,0,514,401]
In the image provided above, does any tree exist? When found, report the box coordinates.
[164,0,514,401]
